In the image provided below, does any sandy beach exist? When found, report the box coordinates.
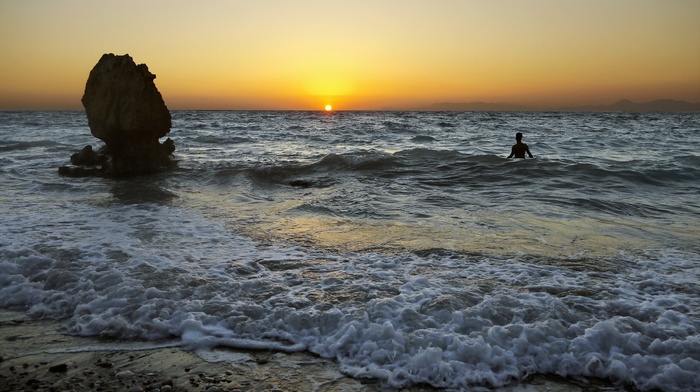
[0,310,392,392]
[0,310,621,392]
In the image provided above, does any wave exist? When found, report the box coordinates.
[514,158,700,189]
[238,149,492,185]
[194,146,700,227]
[410,135,437,142]
[191,135,252,144]
[437,121,456,127]
[533,195,678,218]
[208,149,499,189]
[381,120,410,131]
[207,147,699,196]
[235,152,402,186]
[1,202,697,391]
[393,148,464,162]
[0,140,61,152]
[316,152,400,171]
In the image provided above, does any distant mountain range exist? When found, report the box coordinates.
[426,99,700,112]
[560,99,700,112]
[428,102,531,111]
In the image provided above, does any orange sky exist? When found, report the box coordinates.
[1,0,699,110]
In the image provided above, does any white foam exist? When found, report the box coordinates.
[1,196,699,390]
[195,348,251,364]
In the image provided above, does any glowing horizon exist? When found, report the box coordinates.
[1,1,699,110]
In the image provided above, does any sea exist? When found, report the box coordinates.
[1,110,699,391]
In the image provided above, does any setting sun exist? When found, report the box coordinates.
[325,105,332,111]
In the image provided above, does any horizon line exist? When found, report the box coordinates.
[2,98,699,113]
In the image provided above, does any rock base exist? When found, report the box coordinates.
[59,138,176,178]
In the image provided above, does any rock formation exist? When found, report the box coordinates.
[60,53,175,177]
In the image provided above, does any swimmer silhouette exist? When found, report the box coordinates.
[508,132,533,158]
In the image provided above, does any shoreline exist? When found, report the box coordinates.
[0,310,619,391]
[1,310,387,392]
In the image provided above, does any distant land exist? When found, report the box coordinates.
[428,102,531,111]
[424,99,700,112]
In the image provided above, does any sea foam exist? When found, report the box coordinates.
[2,199,698,390]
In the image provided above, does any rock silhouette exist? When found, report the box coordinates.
[70,145,103,166]
[60,53,175,177]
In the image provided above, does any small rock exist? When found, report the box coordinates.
[25,378,39,385]
[70,145,103,166]
[48,364,68,373]
[96,360,114,368]
[116,370,134,378]
[290,179,313,188]
[159,385,172,392]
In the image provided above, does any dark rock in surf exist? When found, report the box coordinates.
[59,53,175,177]
[70,145,104,166]
[60,144,108,177]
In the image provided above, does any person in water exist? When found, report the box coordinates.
[508,132,533,158]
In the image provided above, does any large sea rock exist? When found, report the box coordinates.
[61,53,175,177]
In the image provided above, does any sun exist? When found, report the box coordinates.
[325,104,332,111]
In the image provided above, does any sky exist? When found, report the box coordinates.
[1,0,699,110]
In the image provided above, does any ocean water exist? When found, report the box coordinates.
[1,110,699,391]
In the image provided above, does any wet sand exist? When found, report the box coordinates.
[0,310,617,392]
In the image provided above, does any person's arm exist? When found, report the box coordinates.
[507,146,515,158]
[526,146,533,158]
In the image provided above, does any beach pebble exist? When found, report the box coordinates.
[48,364,68,373]
[96,359,113,368]
[159,386,172,392]
[116,370,134,378]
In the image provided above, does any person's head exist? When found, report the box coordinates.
[515,132,523,142]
